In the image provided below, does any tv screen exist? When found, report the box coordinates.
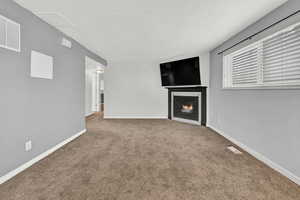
[160,57,201,87]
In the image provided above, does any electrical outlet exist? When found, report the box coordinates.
[25,141,32,152]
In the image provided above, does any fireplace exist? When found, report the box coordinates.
[172,92,201,125]
[167,87,207,126]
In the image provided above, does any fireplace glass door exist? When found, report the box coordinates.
[173,96,199,122]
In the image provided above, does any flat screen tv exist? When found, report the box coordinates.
[160,57,201,87]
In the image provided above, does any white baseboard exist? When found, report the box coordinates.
[0,129,87,185]
[85,112,95,117]
[104,115,168,119]
[208,125,300,186]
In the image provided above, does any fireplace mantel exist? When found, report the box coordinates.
[166,86,207,126]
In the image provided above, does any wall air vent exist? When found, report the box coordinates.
[61,37,72,48]
[0,14,21,52]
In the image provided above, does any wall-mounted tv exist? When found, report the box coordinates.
[160,57,201,87]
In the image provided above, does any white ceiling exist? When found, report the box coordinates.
[14,0,287,63]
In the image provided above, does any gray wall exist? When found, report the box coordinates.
[209,0,300,179]
[0,0,106,177]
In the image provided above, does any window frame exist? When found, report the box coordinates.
[0,14,21,52]
[223,22,300,89]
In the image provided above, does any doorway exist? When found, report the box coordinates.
[85,56,104,117]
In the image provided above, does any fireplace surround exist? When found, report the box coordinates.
[167,87,207,126]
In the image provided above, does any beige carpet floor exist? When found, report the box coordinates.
[0,116,300,200]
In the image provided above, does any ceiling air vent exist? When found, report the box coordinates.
[0,14,21,52]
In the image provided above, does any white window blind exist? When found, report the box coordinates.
[232,44,260,86]
[223,22,300,88]
[0,14,20,52]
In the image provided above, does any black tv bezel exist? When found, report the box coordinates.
[160,56,201,87]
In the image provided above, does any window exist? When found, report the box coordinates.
[0,14,20,52]
[223,22,300,88]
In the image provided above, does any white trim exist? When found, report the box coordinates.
[85,111,95,117]
[208,125,300,186]
[0,129,86,185]
[104,115,168,119]
[222,85,300,90]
